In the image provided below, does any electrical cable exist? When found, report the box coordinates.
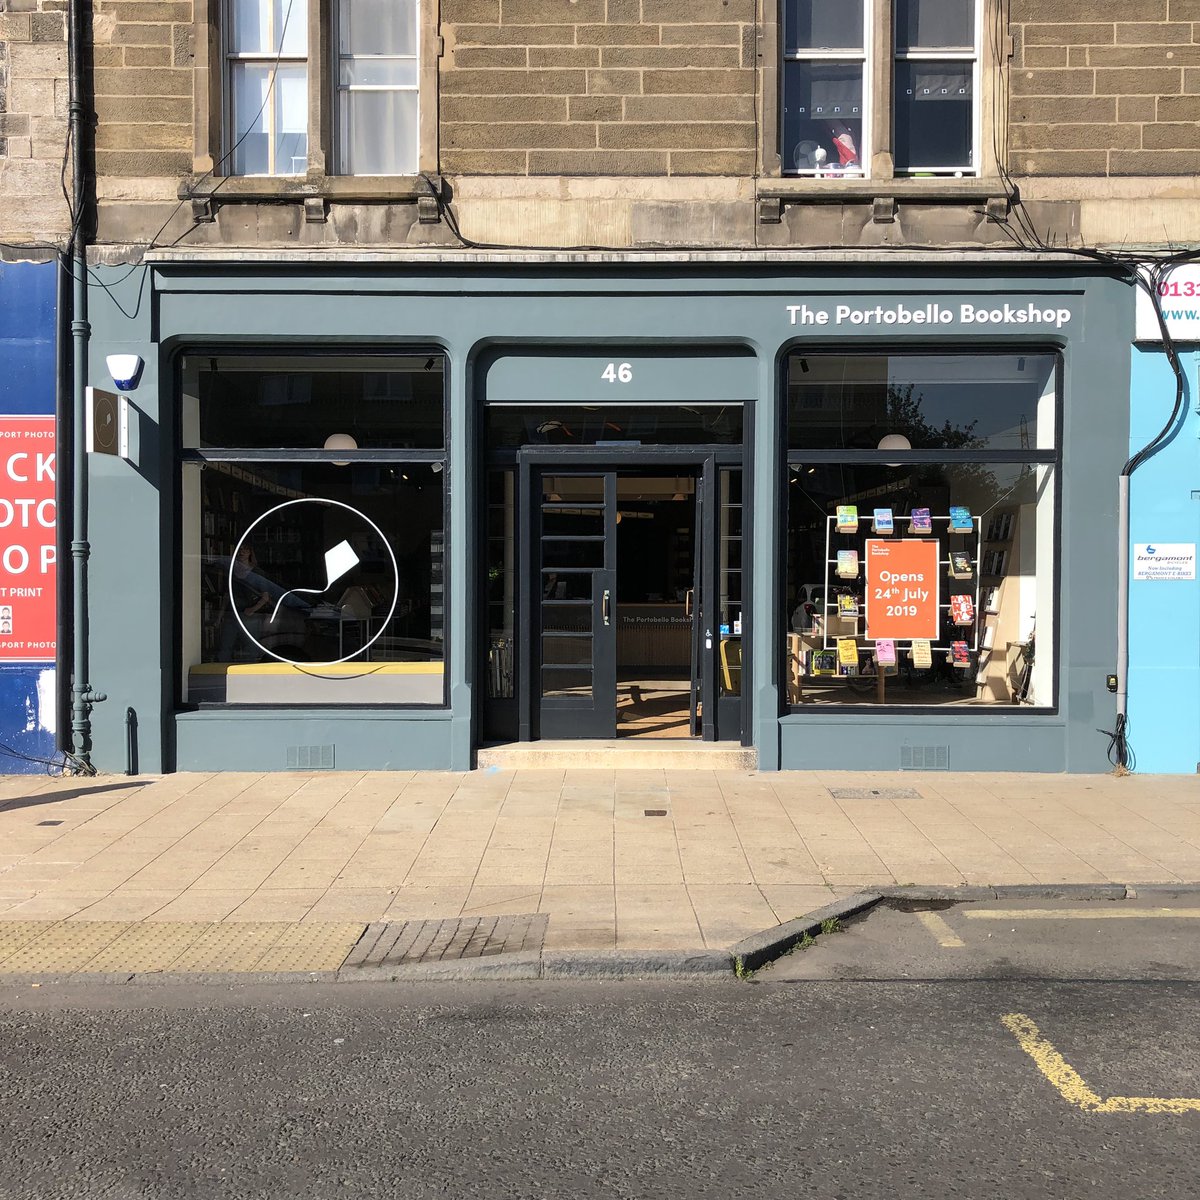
[84,0,302,313]
[0,741,88,777]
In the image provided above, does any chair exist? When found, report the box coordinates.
[719,636,742,695]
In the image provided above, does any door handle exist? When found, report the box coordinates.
[685,588,694,618]
[602,589,611,626]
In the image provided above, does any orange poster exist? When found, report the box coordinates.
[865,538,940,641]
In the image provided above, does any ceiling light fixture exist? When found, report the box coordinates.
[324,432,358,466]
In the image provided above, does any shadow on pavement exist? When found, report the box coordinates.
[0,781,154,813]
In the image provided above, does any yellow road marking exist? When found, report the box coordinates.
[966,908,1200,920]
[915,909,964,948]
[1001,1013,1200,1115]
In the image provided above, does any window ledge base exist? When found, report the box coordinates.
[178,174,442,206]
[762,176,1011,205]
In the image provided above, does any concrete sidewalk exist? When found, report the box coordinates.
[1,768,1199,968]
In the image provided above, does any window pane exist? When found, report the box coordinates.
[782,62,864,173]
[486,405,744,448]
[339,0,418,56]
[230,63,271,174]
[782,0,864,51]
[785,462,1053,708]
[542,668,592,698]
[338,88,418,175]
[894,61,973,171]
[231,0,307,56]
[339,57,419,87]
[275,65,308,173]
[230,63,306,175]
[193,355,445,449]
[787,353,1056,452]
[542,635,593,666]
[895,0,975,51]
[187,462,444,705]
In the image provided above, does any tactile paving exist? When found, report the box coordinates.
[0,921,129,972]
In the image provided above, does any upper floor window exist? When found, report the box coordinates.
[782,0,980,179]
[226,0,307,176]
[222,0,422,178]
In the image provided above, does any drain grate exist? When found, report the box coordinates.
[829,787,921,800]
[342,914,549,970]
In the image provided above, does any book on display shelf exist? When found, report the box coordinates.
[836,549,859,579]
[910,507,932,534]
[811,650,838,676]
[911,639,933,669]
[837,638,859,669]
[837,593,860,618]
[949,550,973,579]
[836,505,859,532]
[875,638,896,667]
[950,594,975,625]
[872,508,894,534]
[949,505,973,532]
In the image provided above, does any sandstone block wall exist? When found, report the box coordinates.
[440,0,758,176]
[0,0,70,245]
[1010,1,1200,175]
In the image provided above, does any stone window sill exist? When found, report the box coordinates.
[760,176,1011,204]
[178,175,440,204]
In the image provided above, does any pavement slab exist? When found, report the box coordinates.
[0,768,1196,959]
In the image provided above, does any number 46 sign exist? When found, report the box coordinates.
[865,538,940,641]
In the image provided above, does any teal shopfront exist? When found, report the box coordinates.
[82,256,1131,773]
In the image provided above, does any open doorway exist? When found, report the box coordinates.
[614,476,696,738]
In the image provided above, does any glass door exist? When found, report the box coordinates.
[531,470,618,739]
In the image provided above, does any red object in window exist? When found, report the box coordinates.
[830,122,859,166]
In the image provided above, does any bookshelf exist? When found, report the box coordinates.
[976,508,1018,701]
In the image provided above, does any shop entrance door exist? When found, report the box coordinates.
[517,460,736,743]
[528,470,618,739]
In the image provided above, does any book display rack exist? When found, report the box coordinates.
[796,510,985,702]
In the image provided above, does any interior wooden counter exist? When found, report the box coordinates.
[617,603,692,669]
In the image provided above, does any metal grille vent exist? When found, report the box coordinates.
[899,745,951,771]
[286,744,335,769]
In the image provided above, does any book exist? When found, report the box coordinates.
[951,640,971,668]
[949,550,973,579]
[811,650,838,676]
[875,638,896,667]
[835,504,859,532]
[837,638,859,669]
[911,639,933,669]
[872,507,894,534]
[950,594,975,625]
[949,505,973,532]
[837,592,860,618]
[910,507,932,534]
[836,549,859,579]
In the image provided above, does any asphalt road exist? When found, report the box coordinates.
[2,969,1199,1199]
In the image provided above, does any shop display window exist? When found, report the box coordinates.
[785,351,1057,709]
[179,354,446,706]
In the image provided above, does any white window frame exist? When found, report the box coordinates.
[781,2,873,178]
[223,0,309,177]
[333,0,421,177]
[892,0,982,177]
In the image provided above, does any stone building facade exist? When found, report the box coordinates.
[3,0,1200,257]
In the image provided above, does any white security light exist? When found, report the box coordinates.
[105,353,144,392]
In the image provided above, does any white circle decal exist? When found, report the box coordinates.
[228,498,399,667]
